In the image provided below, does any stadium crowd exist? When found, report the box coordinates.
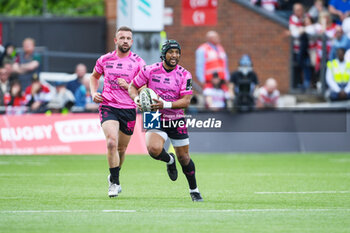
[0,38,99,115]
[2,0,350,114]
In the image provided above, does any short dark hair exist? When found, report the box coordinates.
[117,26,133,33]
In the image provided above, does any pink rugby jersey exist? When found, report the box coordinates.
[94,50,146,109]
[132,62,193,120]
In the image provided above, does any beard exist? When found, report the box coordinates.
[118,44,131,53]
[164,58,178,68]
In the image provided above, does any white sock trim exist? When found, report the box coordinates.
[190,188,199,193]
[167,154,174,165]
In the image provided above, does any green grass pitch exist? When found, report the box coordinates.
[0,153,350,233]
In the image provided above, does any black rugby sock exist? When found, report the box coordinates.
[181,159,197,189]
[150,148,171,163]
[109,167,120,185]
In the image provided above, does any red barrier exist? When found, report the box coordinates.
[0,113,147,155]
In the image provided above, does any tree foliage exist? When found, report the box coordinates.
[0,0,104,16]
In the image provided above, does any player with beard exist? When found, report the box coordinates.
[90,26,146,198]
[128,40,203,202]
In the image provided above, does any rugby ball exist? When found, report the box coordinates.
[139,88,158,112]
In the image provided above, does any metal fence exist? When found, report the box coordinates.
[1,16,106,72]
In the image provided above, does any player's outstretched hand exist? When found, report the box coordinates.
[151,98,163,111]
[92,92,103,103]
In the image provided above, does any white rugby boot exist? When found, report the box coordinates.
[107,175,121,197]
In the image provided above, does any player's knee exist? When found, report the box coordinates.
[147,145,162,158]
[106,137,117,151]
[177,153,190,166]
[118,146,127,154]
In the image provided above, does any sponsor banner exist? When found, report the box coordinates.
[182,0,217,26]
[0,113,147,155]
[117,0,164,31]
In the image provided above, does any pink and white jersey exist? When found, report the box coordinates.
[132,62,193,120]
[94,50,146,109]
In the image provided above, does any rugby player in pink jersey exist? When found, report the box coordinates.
[90,26,146,198]
[129,40,203,202]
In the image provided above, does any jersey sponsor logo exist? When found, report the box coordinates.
[159,95,174,101]
[106,65,113,68]
[108,73,121,77]
[108,79,122,89]
[163,77,170,84]
[152,78,160,83]
[152,75,162,79]
[186,79,192,90]
[155,87,176,93]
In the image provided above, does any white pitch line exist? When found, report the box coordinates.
[170,208,350,213]
[255,191,350,194]
[102,210,137,213]
[0,210,136,213]
[0,210,89,213]
[1,209,350,214]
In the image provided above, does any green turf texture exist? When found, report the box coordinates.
[0,153,350,233]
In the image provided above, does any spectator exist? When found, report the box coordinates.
[0,43,18,67]
[308,0,327,22]
[304,15,318,70]
[256,78,280,108]
[289,3,312,89]
[326,47,350,101]
[0,43,4,55]
[66,63,87,95]
[195,30,229,88]
[230,54,259,111]
[24,74,51,113]
[74,75,99,111]
[203,72,230,111]
[5,81,26,107]
[3,62,19,84]
[341,15,350,39]
[328,0,350,23]
[47,81,75,112]
[251,0,278,12]
[329,26,350,60]
[13,38,41,90]
[4,80,27,115]
[315,11,337,71]
[0,66,11,106]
